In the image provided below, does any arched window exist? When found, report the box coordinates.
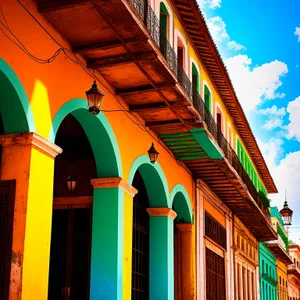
[160,2,169,39]
[204,84,212,113]
[177,36,185,70]
[159,2,169,57]
[192,62,200,93]
[216,105,224,133]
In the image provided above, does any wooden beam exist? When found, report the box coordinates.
[146,120,182,127]
[116,83,174,96]
[129,102,168,112]
[73,38,146,53]
[88,52,155,69]
[38,0,88,14]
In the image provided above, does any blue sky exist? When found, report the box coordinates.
[199,0,300,242]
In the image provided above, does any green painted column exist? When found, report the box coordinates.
[147,208,177,300]
[89,178,125,300]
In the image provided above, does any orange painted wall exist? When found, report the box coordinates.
[0,0,194,198]
[0,1,195,299]
[203,199,226,227]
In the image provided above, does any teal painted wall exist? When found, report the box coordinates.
[259,242,278,300]
[90,187,124,300]
[149,215,174,300]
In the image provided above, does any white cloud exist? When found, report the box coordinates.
[258,105,286,117]
[227,40,246,51]
[209,0,222,9]
[224,55,288,114]
[258,138,300,242]
[258,105,286,131]
[262,119,283,131]
[295,27,300,42]
[206,16,229,42]
[286,96,300,141]
[197,0,221,9]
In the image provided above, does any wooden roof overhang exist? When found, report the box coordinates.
[287,265,300,281]
[36,0,276,240]
[37,0,201,133]
[171,0,278,194]
[266,242,293,265]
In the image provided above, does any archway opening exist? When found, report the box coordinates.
[48,114,96,300]
[129,157,172,299]
[171,188,193,300]
[131,170,150,300]
[177,37,186,71]
[0,66,32,134]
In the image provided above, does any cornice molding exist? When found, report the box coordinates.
[0,132,62,158]
[146,208,177,220]
[91,177,138,197]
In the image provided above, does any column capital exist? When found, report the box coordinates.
[146,208,177,220]
[91,177,138,197]
[176,223,193,232]
[0,132,62,157]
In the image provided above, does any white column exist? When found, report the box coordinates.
[239,263,244,300]
[226,216,234,300]
[248,269,253,300]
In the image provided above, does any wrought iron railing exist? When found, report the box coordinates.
[128,0,270,216]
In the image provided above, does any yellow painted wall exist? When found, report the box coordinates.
[22,148,55,300]
[277,260,288,300]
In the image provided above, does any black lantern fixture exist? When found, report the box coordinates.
[148,143,159,164]
[280,191,293,226]
[85,80,104,115]
[66,175,77,193]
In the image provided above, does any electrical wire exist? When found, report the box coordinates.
[0,1,190,172]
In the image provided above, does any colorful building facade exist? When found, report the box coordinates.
[0,0,282,300]
[287,245,300,300]
[263,207,293,300]
[259,242,278,300]
[233,216,259,300]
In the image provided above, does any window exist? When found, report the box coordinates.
[159,2,169,57]
[205,211,226,249]
[204,84,212,113]
[192,62,200,93]
[217,112,222,131]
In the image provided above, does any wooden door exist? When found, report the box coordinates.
[0,180,16,300]
[206,248,226,300]
[48,203,92,300]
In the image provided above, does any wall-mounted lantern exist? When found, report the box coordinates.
[280,200,293,226]
[148,143,159,164]
[85,80,104,115]
[66,175,77,193]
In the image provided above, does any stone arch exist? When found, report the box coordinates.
[128,154,169,207]
[0,58,35,133]
[50,98,122,178]
[170,184,193,223]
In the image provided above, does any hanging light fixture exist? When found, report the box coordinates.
[66,175,77,193]
[280,191,293,226]
[85,80,104,115]
[148,143,159,164]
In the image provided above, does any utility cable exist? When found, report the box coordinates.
[0,1,190,172]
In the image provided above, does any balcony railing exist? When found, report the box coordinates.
[128,0,270,215]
